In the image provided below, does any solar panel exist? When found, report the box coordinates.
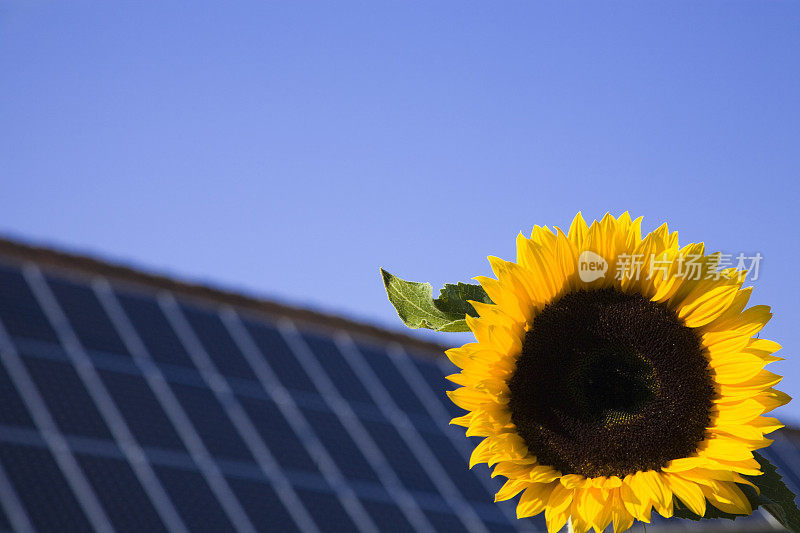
[152,464,236,532]
[21,355,114,441]
[115,290,196,369]
[45,276,130,357]
[168,381,256,464]
[242,318,320,396]
[0,362,34,429]
[97,368,187,453]
[179,303,260,383]
[0,442,93,532]
[75,453,167,533]
[0,265,58,345]
[0,256,796,532]
[236,394,321,476]
[300,407,381,484]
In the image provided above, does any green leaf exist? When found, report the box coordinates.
[380,269,492,332]
[673,451,800,531]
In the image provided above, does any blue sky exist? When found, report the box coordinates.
[1,1,798,422]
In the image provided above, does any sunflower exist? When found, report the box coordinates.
[446,212,789,533]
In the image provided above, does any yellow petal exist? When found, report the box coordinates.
[610,488,635,533]
[545,482,574,533]
[495,478,530,502]
[664,472,706,516]
[516,482,557,518]
[701,481,752,515]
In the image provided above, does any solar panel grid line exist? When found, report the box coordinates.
[278,319,426,533]
[384,344,526,529]
[26,266,189,533]
[158,294,320,533]
[94,280,256,533]
[0,304,114,533]
[221,308,374,527]
[0,454,34,532]
[335,333,493,533]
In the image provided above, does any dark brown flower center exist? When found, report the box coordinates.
[507,288,714,478]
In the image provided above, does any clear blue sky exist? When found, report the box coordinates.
[1,1,798,423]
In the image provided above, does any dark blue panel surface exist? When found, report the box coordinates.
[301,332,375,405]
[22,356,112,440]
[169,382,255,463]
[301,407,379,483]
[0,442,93,532]
[98,368,186,453]
[0,362,34,429]
[361,418,438,494]
[179,304,259,382]
[0,264,58,343]
[411,356,463,419]
[423,509,465,532]
[418,430,491,503]
[76,453,167,533]
[226,476,298,531]
[242,319,319,394]
[237,394,320,475]
[486,520,523,533]
[359,499,413,533]
[46,276,129,357]
[153,465,236,532]
[115,291,196,369]
[294,488,357,533]
[0,497,10,532]
[357,344,432,420]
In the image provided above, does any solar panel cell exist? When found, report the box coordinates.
[242,319,320,395]
[359,499,414,533]
[169,382,256,463]
[115,291,196,369]
[301,333,375,406]
[0,498,10,533]
[45,276,130,357]
[417,429,491,504]
[0,442,93,532]
[226,476,298,531]
[97,368,186,453]
[423,508,466,532]
[301,407,380,483]
[0,264,58,343]
[75,453,168,533]
[360,418,439,495]
[356,344,433,420]
[0,363,34,429]
[153,464,236,532]
[237,394,321,476]
[179,304,260,382]
[410,357,464,420]
[294,488,359,532]
[21,356,113,440]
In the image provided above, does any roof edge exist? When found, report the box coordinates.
[0,236,449,355]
